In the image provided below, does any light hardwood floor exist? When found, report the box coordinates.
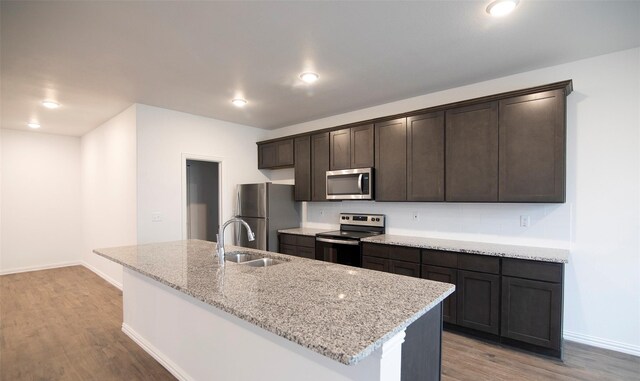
[1,266,638,380]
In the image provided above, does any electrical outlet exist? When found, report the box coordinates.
[152,213,162,222]
[520,215,530,228]
[412,211,420,221]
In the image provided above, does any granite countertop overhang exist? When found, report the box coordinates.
[94,240,454,365]
[362,234,569,263]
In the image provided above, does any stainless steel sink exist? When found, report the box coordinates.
[225,252,263,263]
[242,258,281,267]
[224,252,282,267]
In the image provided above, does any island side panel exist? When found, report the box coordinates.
[121,268,405,381]
[402,303,443,381]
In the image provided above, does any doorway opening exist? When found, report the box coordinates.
[186,159,220,241]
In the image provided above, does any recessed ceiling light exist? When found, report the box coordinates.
[231,98,248,107]
[42,100,60,109]
[486,0,518,17]
[299,72,319,84]
[28,122,41,129]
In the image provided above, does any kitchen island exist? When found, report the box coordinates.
[94,240,454,381]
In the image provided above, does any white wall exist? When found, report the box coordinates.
[80,105,137,288]
[136,104,268,244]
[0,129,81,273]
[266,48,640,355]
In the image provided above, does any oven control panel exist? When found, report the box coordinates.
[339,213,385,228]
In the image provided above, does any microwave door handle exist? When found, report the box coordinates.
[357,174,363,194]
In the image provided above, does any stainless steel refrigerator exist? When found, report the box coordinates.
[234,183,300,252]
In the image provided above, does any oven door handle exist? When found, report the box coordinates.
[316,237,360,246]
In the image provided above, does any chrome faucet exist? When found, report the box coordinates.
[216,217,255,266]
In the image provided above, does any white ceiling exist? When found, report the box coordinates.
[1,1,639,136]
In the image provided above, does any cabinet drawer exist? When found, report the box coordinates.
[297,246,315,259]
[502,258,563,283]
[422,250,458,268]
[458,254,500,274]
[297,235,316,248]
[362,243,389,259]
[389,246,420,263]
[280,234,297,246]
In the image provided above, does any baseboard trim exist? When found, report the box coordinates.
[121,323,193,381]
[564,331,640,357]
[0,261,81,276]
[82,261,122,290]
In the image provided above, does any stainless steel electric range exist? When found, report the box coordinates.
[315,213,385,267]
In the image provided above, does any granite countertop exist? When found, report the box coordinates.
[278,227,332,236]
[94,240,454,365]
[362,234,569,263]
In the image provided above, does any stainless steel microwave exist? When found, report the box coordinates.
[326,168,373,200]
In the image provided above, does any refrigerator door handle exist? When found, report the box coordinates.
[236,187,241,217]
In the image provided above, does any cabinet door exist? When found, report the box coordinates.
[350,124,374,168]
[499,89,566,202]
[501,276,562,350]
[362,256,389,272]
[276,139,294,167]
[375,118,407,201]
[329,128,351,170]
[422,265,457,324]
[446,102,498,202]
[258,142,276,169]
[457,270,500,334]
[407,112,445,201]
[258,140,294,169]
[294,136,311,201]
[390,260,420,278]
[311,133,330,201]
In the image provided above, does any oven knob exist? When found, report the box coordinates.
[375,218,380,222]
[346,216,350,220]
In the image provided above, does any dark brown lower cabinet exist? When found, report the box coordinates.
[362,243,421,278]
[278,233,315,259]
[422,265,457,324]
[390,260,420,278]
[501,276,562,351]
[362,256,389,272]
[457,270,500,335]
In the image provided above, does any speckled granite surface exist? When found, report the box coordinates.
[278,227,332,236]
[362,235,569,263]
[94,240,454,365]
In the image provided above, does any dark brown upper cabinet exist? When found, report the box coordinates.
[258,139,294,169]
[446,102,499,202]
[311,132,330,201]
[407,112,445,201]
[499,89,566,202]
[375,113,445,202]
[294,136,311,201]
[257,81,571,204]
[330,124,374,170]
[375,118,407,201]
[351,124,375,168]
